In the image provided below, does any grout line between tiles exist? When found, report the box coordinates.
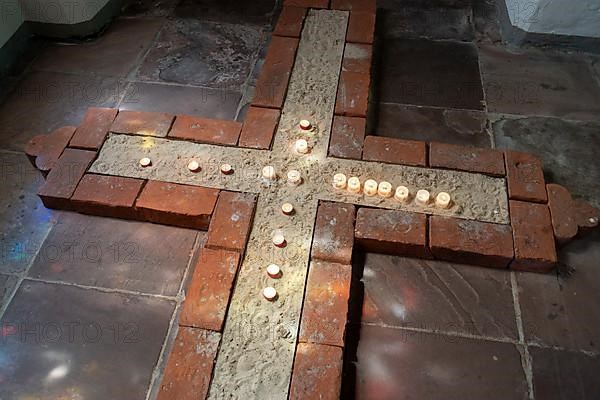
[23,276,180,301]
[511,271,535,400]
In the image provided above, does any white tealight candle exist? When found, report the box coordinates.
[262,165,276,180]
[281,203,294,215]
[220,163,233,175]
[378,181,393,198]
[267,264,281,278]
[188,160,200,172]
[416,190,431,206]
[435,192,452,209]
[590,217,599,226]
[139,157,152,168]
[287,170,302,186]
[347,177,361,193]
[299,119,312,130]
[272,234,286,248]
[295,139,309,154]
[333,173,347,190]
[363,179,378,196]
[394,186,410,203]
[263,287,278,301]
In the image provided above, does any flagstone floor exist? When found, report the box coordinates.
[1,1,600,399]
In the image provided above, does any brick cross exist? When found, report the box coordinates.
[26,1,599,399]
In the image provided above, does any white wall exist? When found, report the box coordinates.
[506,0,600,38]
[18,0,110,24]
[0,0,24,47]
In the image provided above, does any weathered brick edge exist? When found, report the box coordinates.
[158,193,257,399]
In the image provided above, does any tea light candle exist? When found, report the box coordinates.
[435,192,452,209]
[589,217,598,226]
[220,163,233,175]
[363,179,378,196]
[333,173,347,189]
[262,165,276,180]
[347,177,361,193]
[267,264,281,278]
[416,190,431,206]
[188,160,200,172]
[273,234,286,248]
[139,157,152,168]
[287,170,302,186]
[281,203,294,215]
[295,139,309,154]
[299,119,312,130]
[378,181,393,198]
[394,186,409,202]
[263,287,278,301]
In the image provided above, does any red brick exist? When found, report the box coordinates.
[547,183,599,245]
[362,136,427,167]
[111,110,174,137]
[299,261,351,347]
[253,36,299,109]
[355,208,430,258]
[157,327,220,400]
[429,142,505,176]
[312,202,356,265]
[505,151,547,203]
[169,115,241,146]
[37,148,96,210]
[346,11,376,44]
[331,0,376,12]
[284,0,328,7]
[71,174,144,219]
[273,6,307,38]
[509,200,557,273]
[239,106,280,149]
[289,343,343,400]
[547,184,577,244]
[205,191,257,252]
[136,181,219,230]
[69,107,118,150]
[25,126,76,174]
[335,71,370,117]
[329,115,365,159]
[179,248,241,331]
[342,43,373,74]
[429,216,514,269]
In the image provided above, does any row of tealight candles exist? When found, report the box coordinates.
[333,173,452,209]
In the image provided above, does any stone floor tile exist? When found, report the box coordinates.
[0,71,122,152]
[174,0,277,26]
[472,0,503,43]
[516,230,600,353]
[0,280,174,399]
[30,19,163,78]
[375,103,491,147]
[136,19,264,90]
[120,82,240,119]
[28,212,199,296]
[376,38,485,110]
[0,152,55,274]
[530,346,600,400]
[479,45,600,121]
[360,253,518,340]
[378,0,473,9]
[378,6,474,41]
[492,115,600,208]
[0,273,19,310]
[121,0,179,16]
[354,324,528,400]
